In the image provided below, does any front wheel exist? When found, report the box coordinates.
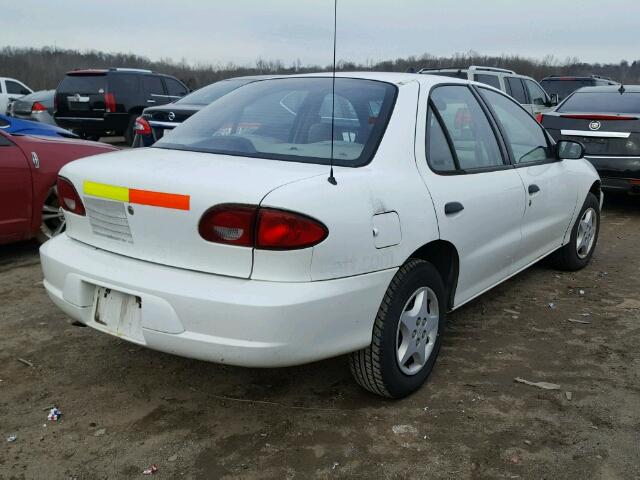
[349,259,446,398]
[551,192,600,271]
[37,186,66,244]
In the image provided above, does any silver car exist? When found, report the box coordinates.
[9,89,57,126]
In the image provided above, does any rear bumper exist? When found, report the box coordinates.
[40,235,395,367]
[585,156,640,193]
[54,113,129,133]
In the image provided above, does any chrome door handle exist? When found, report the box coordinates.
[147,100,156,103]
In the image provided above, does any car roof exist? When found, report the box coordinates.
[571,85,640,93]
[278,71,470,87]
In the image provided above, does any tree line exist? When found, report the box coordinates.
[2,46,640,91]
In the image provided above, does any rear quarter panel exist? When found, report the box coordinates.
[258,81,441,281]
[13,136,118,235]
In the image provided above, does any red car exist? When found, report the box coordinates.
[0,130,117,245]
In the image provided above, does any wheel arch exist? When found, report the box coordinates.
[406,240,459,311]
[589,180,602,205]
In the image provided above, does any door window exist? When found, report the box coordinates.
[165,78,188,97]
[426,108,456,172]
[479,88,552,164]
[474,74,501,89]
[505,77,528,104]
[143,76,165,96]
[430,86,504,171]
[6,81,30,95]
[524,80,548,106]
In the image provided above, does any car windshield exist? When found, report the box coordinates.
[154,77,397,166]
[558,91,640,113]
[175,79,253,106]
[541,80,593,100]
[58,75,106,93]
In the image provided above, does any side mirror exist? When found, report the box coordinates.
[557,140,584,160]
[548,93,559,107]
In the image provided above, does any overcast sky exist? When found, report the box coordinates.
[2,0,638,67]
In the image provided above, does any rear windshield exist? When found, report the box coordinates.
[58,75,106,93]
[540,79,593,99]
[154,77,397,167]
[424,71,467,79]
[176,79,253,106]
[558,91,640,113]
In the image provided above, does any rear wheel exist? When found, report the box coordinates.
[37,186,66,244]
[551,192,600,271]
[349,259,446,398]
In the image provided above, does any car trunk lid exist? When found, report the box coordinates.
[542,112,640,156]
[55,71,109,119]
[60,148,326,278]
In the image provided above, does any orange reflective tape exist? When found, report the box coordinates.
[129,189,190,211]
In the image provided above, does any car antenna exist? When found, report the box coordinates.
[327,0,338,186]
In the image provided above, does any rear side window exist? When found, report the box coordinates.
[426,108,456,172]
[505,77,527,104]
[165,78,188,97]
[143,76,165,96]
[58,75,106,93]
[108,74,139,92]
[474,74,501,89]
[6,81,30,95]
[524,80,548,106]
[480,88,551,164]
[558,92,640,114]
[430,85,504,171]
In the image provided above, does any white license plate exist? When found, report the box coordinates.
[93,287,144,343]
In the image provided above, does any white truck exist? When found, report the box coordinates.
[0,77,33,114]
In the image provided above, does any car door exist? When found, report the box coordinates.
[0,133,33,243]
[143,75,169,107]
[416,84,527,306]
[505,77,533,115]
[524,79,552,116]
[477,87,578,268]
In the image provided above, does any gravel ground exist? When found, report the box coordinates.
[1,195,639,479]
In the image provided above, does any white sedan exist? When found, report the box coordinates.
[41,73,601,398]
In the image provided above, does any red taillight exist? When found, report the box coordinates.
[256,208,328,250]
[104,93,116,113]
[57,176,85,216]
[199,205,257,247]
[32,101,47,112]
[198,205,328,250]
[535,113,544,124]
[560,114,637,120]
[134,117,152,135]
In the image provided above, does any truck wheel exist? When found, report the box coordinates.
[551,193,600,271]
[349,258,446,398]
[123,115,137,146]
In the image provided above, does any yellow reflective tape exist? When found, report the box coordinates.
[83,181,130,202]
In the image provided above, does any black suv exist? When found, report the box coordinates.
[54,68,188,145]
[540,75,619,102]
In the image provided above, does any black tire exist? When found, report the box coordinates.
[551,192,600,271]
[123,115,137,146]
[349,259,447,398]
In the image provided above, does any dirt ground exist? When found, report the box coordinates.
[1,195,639,480]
